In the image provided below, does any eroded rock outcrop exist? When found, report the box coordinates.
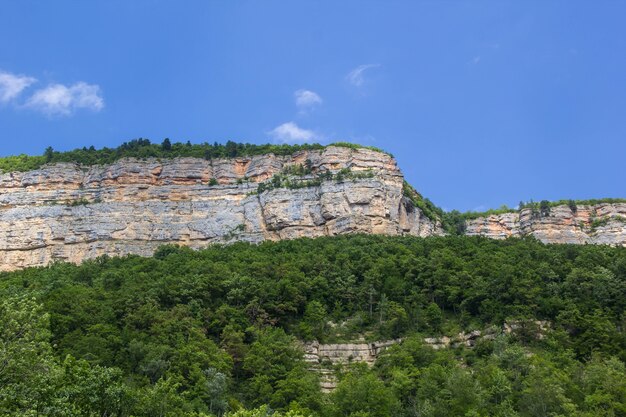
[303,339,400,392]
[0,146,443,271]
[302,320,550,392]
[465,204,626,245]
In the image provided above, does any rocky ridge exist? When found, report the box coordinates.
[465,204,626,245]
[0,146,442,271]
[1,144,623,271]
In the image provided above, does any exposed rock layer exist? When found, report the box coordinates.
[2,146,623,271]
[303,339,400,392]
[0,146,442,271]
[465,204,626,245]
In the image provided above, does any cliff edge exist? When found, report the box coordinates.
[465,203,626,245]
[0,146,442,270]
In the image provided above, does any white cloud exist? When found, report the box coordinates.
[26,82,104,116]
[0,71,37,103]
[294,89,322,109]
[269,122,321,144]
[346,64,380,87]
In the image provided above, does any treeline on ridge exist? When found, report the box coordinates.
[0,139,391,173]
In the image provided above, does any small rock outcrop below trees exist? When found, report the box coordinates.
[303,321,550,392]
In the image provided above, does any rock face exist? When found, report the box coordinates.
[303,339,400,392]
[465,204,626,245]
[303,339,400,367]
[0,146,443,271]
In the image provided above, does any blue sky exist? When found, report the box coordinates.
[1,1,625,211]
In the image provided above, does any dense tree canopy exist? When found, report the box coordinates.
[0,235,624,415]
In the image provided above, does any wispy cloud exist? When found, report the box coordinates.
[0,71,37,103]
[294,89,322,111]
[346,64,380,87]
[268,122,322,144]
[26,82,104,116]
[0,69,104,117]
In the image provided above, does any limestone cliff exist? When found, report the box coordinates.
[0,146,442,271]
[465,203,626,245]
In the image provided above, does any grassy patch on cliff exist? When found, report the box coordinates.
[249,168,375,195]
[0,153,47,173]
[402,180,444,224]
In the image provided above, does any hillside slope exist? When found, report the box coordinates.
[1,234,624,416]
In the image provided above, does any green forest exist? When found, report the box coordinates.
[1,235,624,416]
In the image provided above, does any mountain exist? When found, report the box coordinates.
[0,141,623,271]
[0,145,442,271]
[0,142,624,416]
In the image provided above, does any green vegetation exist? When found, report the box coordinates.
[0,234,624,416]
[446,198,626,223]
[0,153,47,173]
[327,141,392,157]
[0,140,395,174]
[227,407,308,417]
[402,181,444,224]
[67,197,95,207]
[253,168,374,195]
[224,224,247,240]
[282,161,313,176]
[456,205,518,220]
[0,139,326,173]
[534,198,626,209]
[590,216,626,231]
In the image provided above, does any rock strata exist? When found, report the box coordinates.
[303,339,400,367]
[303,339,400,392]
[0,146,443,271]
[465,204,626,245]
[423,320,550,350]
